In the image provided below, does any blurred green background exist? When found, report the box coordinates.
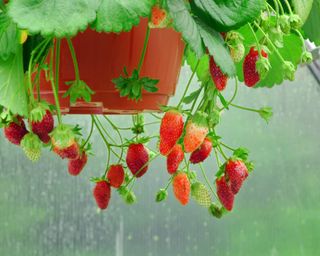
[0,65,319,256]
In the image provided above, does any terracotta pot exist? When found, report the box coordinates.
[38,19,184,114]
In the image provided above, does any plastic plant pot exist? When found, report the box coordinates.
[38,18,185,114]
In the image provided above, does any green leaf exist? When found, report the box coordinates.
[8,0,100,38]
[63,80,95,104]
[185,47,210,82]
[292,0,314,24]
[196,18,236,77]
[235,25,303,87]
[0,11,18,61]
[302,0,320,45]
[93,0,154,32]
[183,88,202,104]
[190,0,265,31]
[112,68,159,101]
[0,45,28,116]
[167,0,204,58]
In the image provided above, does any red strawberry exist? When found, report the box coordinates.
[216,176,234,211]
[183,112,208,153]
[150,5,168,28]
[31,110,54,143]
[189,137,212,164]
[53,139,79,159]
[167,144,184,174]
[159,110,184,156]
[210,56,228,91]
[225,159,249,194]
[4,117,28,145]
[51,124,80,159]
[106,164,125,188]
[93,181,111,210]
[68,151,88,176]
[243,47,268,87]
[173,172,190,205]
[126,143,149,178]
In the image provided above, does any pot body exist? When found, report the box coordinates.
[39,19,184,114]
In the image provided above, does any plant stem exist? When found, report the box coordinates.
[220,142,235,151]
[283,0,293,14]
[248,24,263,58]
[177,60,200,108]
[164,176,174,191]
[217,144,228,160]
[200,163,219,200]
[67,38,80,81]
[227,78,239,106]
[213,148,222,167]
[82,115,94,148]
[254,21,286,63]
[137,26,151,74]
[294,29,307,51]
[103,115,124,163]
[230,103,260,113]
[49,41,62,124]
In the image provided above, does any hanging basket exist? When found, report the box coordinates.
[38,19,184,114]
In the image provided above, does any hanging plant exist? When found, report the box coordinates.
[0,0,319,218]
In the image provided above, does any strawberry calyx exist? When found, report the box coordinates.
[50,124,79,149]
[29,101,51,123]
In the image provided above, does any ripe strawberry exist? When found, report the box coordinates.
[216,176,234,211]
[172,172,190,205]
[126,143,149,178]
[3,117,28,145]
[191,182,212,208]
[51,124,80,159]
[167,144,184,174]
[210,56,228,91]
[106,164,125,188]
[189,137,212,164]
[20,133,42,162]
[243,47,268,87]
[93,181,111,210]
[149,5,169,28]
[53,139,79,159]
[31,110,54,144]
[183,112,208,153]
[225,159,249,194]
[159,110,184,156]
[68,151,88,176]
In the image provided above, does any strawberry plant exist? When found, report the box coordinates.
[0,0,319,218]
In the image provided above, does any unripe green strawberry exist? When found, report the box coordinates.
[173,172,190,205]
[230,43,245,63]
[191,182,212,208]
[20,133,42,162]
[183,112,208,153]
[159,110,184,156]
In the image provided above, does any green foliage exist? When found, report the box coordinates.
[235,25,303,87]
[167,0,204,58]
[63,80,95,104]
[8,0,100,37]
[0,45,28,116]
[291,0,314,24]
[190,0,265,31]
[303,0,320,45]
[93,0,154,32]
[196,18,236,77]
[0,12,18,61]
[185,47,210,83]
[112,69,159,101]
